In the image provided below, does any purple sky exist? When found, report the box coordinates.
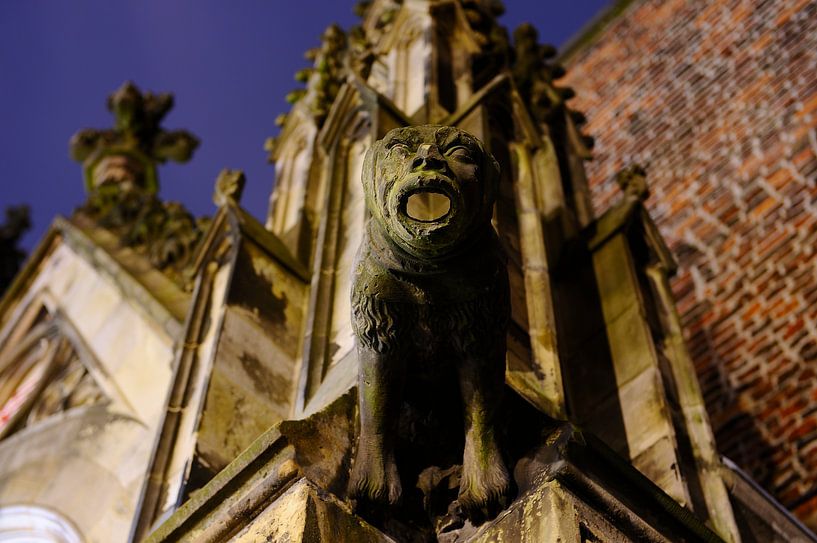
[0,1,610,250]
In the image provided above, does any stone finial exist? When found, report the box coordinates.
[69,81,200,194]
[213,169,246,207]
[616,164,650,201]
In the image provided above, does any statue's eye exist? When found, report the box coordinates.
[388,143,411,159]
[446,146,474,163]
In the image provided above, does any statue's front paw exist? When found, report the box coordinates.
[349,449,402,506]
[458,448,510,521]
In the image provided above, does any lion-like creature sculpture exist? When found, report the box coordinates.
[348,125,510,519]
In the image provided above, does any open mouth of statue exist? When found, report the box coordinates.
[405,190,452,223]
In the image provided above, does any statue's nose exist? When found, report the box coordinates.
[412,144,445,170]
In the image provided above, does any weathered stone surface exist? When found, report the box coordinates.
[0,212,182,543]
[467,480,623,543]
[66,83,206,290]
[146,391,358,543]
[231,478,393,543]
[506,142,564,420]
[579,176,740,540]
[0,406,154,543]
[131,202,312,537]
[4,3,812,543]
[213,169,246,207]
[194,229,308,472]
[0,221,177,427]
[349,125,511,519]
[509,423,725,543]
[722,458,817,543]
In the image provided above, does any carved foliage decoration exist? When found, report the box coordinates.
[269,24,349,156]
[509,23,594,155]
[461,0,510,86]
[308,24,349,125]
[78,188,208,287]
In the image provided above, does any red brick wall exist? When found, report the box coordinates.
[561,0,817,525]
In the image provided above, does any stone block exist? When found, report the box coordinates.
[604,303,658,388]
[467,479,636,543]
[632,435,689,507]
[592,235,640,327]
[232,478,393,543]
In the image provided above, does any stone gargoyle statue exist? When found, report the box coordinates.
[348,125,511,518]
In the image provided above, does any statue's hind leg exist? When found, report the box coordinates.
[456,341,510,519]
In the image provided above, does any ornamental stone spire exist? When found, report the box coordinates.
[69,81,199,194]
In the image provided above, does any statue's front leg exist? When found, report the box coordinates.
[349,345,405,505]
[456,341,510,518]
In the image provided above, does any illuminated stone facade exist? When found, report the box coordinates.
[0,1,813,542]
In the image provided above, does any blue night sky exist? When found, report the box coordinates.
[0,1,610,250]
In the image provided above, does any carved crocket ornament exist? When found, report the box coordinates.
[349,125,511,519]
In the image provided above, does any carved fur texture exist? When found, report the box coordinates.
[349,126,511,521]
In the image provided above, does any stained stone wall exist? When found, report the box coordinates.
[0,222,178,542]
[561,0,817,526]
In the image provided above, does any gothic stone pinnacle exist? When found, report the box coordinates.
[69,81,200,194]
